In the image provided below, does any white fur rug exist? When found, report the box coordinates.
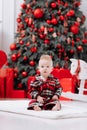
[0,99,87,119]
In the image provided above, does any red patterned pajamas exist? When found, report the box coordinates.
[28,74,62,110]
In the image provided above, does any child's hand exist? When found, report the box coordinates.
[52,95,58,100]
[37,96,44,103]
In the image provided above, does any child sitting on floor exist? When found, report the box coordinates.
[27,54,62,111]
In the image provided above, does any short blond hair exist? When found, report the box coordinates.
[39,54,53,66]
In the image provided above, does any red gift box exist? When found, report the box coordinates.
[0,69,6,98]
[6,68,26,98]
[9,90,26,98]
[52,68,75,100]
[60,78,74,92]
[59,78,74,100]
[0,77,5,98]
[6,68,14,98]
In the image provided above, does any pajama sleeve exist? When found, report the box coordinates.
[54,78,62,98]
[30,77,43,99]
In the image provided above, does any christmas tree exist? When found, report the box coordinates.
[7,0,87,90]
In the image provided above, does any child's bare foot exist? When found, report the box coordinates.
[52,102,61,111]
[33,105,41,111]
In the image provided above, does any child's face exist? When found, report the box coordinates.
[38,59,53,78]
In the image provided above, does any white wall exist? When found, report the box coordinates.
[0,0,23,55]
[80,0,87,26]
[15,0,23,32]
[0,0,3,50]
[1,0,15,55]
[0,0,87,55]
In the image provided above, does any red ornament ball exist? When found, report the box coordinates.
[69,10,75,16]
[24,17,29,23]
[50,2,57,8]
[29,60,35,66]
[44,39,50,44]
[74,21,80,27]
[23,56,28,61]
[11,54,17,61]
[19,23,24,29]
[19,40,24,45]
[36,69,40,75]
[84,32,87,36]
[10,43,16,51]
[21,3,27,9]
[40,26,45,32]
[82,39,87,44]
[27,4,31,9]
[28,18,33,26]
[71,40,75,46]
[16,18,21,23]
[33,8,44,19]
[58,10,61,15]
[5,61,9,66]
[64,3,68,7]
[59,15,65,21]
[22,71,27,77]
[57,43,62,49]
[75,2,80,7]
[70,25,79,34]
[51,18,58,25]
[49,27,54,32]
[17,51,21,58]
[18,83,22,88]
[69,49,75,54]
[82,15,86,23]
[14,73,18,78]
[77,45,83,51]
[14,67,18,73]
[46,19,51,24]
[26,42,30,46]
[39,34,45,39]
[31,47,37,53]
[67,10,75,17]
